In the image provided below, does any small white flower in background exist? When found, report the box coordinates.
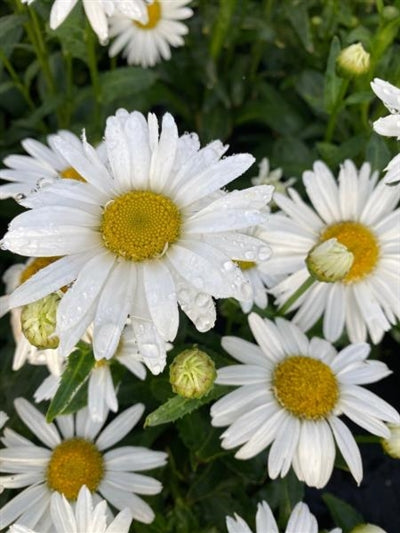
[381,422,400,459]
[226,500,342,533]
[108,0,193,67]
[267,159,400,344]
[21,0,152,44]
[371,78,400,139]
[0,399,167,530]
[251,157,296,197]
[211,313,399,489]
[35,325,149,423]
[336,42,370,77]
[0,109,273,375]
[9,485,133,533]
[0,130,105,204]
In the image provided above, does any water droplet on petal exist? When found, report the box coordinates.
[223,261,234,271]
[245,251,256,260]
[258,246,271,261]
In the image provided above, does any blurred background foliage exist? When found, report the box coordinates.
[1,0,400,532]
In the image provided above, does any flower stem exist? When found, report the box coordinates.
[0,50,35,110]
[278,276,315,316]
[324,78,349,142]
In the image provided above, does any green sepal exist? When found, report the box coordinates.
[144,385,227,428]
[46,342,95,423]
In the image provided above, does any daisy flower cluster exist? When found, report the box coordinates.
[1,1,400,531]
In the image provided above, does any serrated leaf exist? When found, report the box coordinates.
[145,385,226,427]
[46,343,95,422]
[322,492,363,532]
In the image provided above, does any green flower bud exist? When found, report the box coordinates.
[169,348,216,399]
[351,524,387,533]
[21,293,61,349]
[337,42,370,78]
[381,423,400,459]
[306,238,354,283]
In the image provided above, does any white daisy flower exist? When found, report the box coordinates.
[226,500,341,533]
[21,0,152,44]
[211,313,399,489]
[1,109,272,374]
[266,159,400,344]
[0,130,102,204]
[35,326,148,423]
[233,226,274,313]
[108,0,194,67]
[0,399,167,530]
[371,78,400,139]
[9,485,133,533]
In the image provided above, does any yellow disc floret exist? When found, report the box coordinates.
[60,166,85,182]
[134,1,161,29]
[20,257,61,285]
[320,221,379,283]
[272,356,339,419]
[233,260,256,271]
[46,438,104,500]
[101,190,181,261]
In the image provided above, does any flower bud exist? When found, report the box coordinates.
[169,348,216,399]
[381,423,400,459]
[306,238,354,283]
[337,42,370,77]
[351,524,387,533]
[21,293,61,349]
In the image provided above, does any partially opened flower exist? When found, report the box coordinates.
[21,0,152,44]
[1,109,272,374]
[108,0,193,67]
[9,485,133,533]
[226,500,341,533]
[267,159,400,344]
[211,314,399,489]
[0,399,167,530]
[0,130,102,203]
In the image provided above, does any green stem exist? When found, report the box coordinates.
[209,0,237,62]
[28,7,57,95]
[278,276,315,316]
[86,22,102,133]
[0,49,35,110]
[249,0,273,79]
[324,78,349,142]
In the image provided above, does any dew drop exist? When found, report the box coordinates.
[15,193,26,202]
[245,251,256,260]
[258,246,271,261]
[223,261,234,271]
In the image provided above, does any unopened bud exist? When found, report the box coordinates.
[381,423,400,459]
[351,524,387,533]
[306,238,354,282]
[169,348,216,399]
[21,293,61,349]
[337,42,370,77]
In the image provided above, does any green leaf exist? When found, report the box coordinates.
[48,4,87,63]
[324,36,343,113]
[210,0,238,60]
[46,343,95,422]
[100,67,158,105]
[366,133,392,172]
[284,0,314,53]
[322,492,363,532]
[145,385,226,427]
[0,15,25,57]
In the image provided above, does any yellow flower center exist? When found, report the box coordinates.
[101,190,181,261]
[60,167,85,182]
[272,356,339,419]
[233,260,256,271]
[320,221,379,283]
[134,1,161,29]
[46,438,104,500]
[20,257,61,285]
